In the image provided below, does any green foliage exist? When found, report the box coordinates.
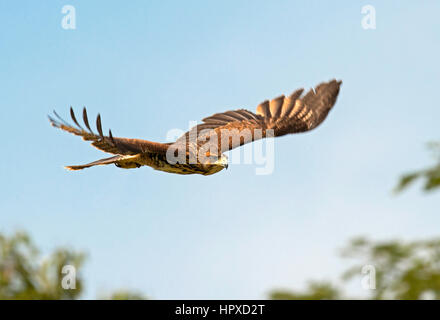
[0,231,85,299]
[104,290,147,300]
[0,231,145,300]
[269,281,341,300]
[270,237,440,300]
[395,142,440,193]
[342,237,440,299]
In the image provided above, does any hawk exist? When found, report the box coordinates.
[49,79,342,175]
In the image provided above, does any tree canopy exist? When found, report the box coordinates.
[0,231,145,300]
[269,237,440,300]
[395,142,440,193]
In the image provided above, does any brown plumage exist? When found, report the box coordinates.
[49,79,342,175]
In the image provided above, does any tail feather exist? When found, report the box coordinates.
[65,155,124,171]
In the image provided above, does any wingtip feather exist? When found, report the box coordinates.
[82,107,94,133]
[96,114,104,138]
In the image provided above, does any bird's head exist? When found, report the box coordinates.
[201,153,228,175]
[215,154,229,169]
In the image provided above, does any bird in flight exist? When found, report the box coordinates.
[49,79,342,175]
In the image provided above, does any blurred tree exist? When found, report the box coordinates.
[341,237,440,299]
[0,231,146,300]
[395,142,440,192]
[269,281,341,300]
[103,290,147,300]
[0,231,85,299]
[269,237,440,300]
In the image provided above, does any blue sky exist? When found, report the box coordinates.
[1,0,439,299]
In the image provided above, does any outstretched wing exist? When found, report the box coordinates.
[178,79,341,153]
[49,107,169,155]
